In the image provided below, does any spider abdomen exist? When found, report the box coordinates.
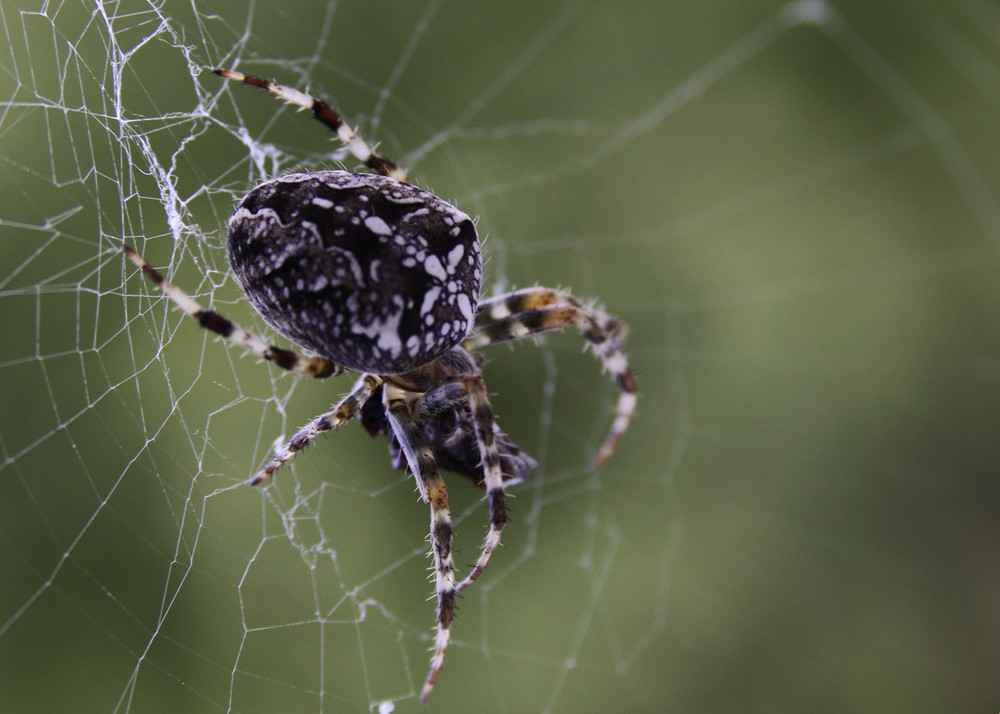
[227,170,482,374]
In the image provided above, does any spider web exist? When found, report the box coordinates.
[2,0,999,712]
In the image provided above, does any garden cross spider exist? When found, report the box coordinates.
[125,67,637,703]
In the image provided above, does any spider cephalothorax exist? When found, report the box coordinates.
[125,67,636,703]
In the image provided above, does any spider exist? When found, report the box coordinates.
[125,67,637,703]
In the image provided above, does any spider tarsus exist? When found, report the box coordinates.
[420,626,451,704]
[214,67,256,86]
[589,437,620,470]
[588,452,609,472]
[248,469,269,487]
[456,525,503,592]
[455,570,480,593]
[123,244,160,283]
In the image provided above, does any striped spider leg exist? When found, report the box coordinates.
[249,373,383,485]
[214,68,410,183]
[124,247,383,484]
[465,287,637,470]
[382,381,458,704]
[449,286,637,595]
[124,243,507,703]
[124,246,345,381]
[390,368,506,703]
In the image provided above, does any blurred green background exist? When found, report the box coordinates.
[2,1,999,712]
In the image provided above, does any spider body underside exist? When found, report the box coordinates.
[125,67,636,703]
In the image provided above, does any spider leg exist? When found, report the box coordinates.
[453,376,508,592]
[125,246,345,379]
[382,383,456,704]
[214,68,409,184]
[411,377,509,593]
[249,373,382,486]
[465,287,637,469]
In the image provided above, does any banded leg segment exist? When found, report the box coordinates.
[214,68,409,183]
[411,376,509,592]
[465,287,637,468]
[125,246,344,379]
[383,384,456,704]
[249,374,383,486]
[454,375,508,593]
